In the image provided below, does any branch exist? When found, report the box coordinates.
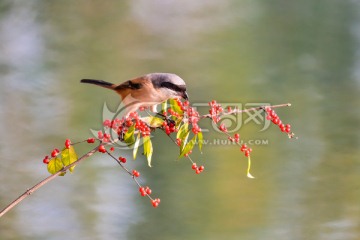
[202,103,291,119]
[0,145,100,218]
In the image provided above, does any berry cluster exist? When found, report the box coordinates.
[209,100,224,123]
[240,144,252,157]
[102,112,152,141]
[219,123,228,132]
[98,145,107,153]
[228,133,240,143]
[97,131,111,143]
[264,107,295,138]
[163,121,176,135]
[42,139,72,165]
[186,106,201,134]
[132,169,140,178]
[139,186,152,196]
[151,198,161,208]
[134,118,151,137]
[118,156,126,163]
[191,163,205,174]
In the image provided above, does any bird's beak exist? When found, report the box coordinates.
[182,91,189,100]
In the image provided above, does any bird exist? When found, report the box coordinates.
[81,73,188,116]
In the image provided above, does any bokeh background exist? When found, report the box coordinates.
[1,1,360,239]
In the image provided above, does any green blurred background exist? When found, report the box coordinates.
[0,1,359,239]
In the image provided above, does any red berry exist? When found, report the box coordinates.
[132,170,140,178]
[244,150,250,157]
[87,138,95,143]
[195,169,201,174]
[103,119,111,128]
[145,187,152,195]
[65,139,71,149]
[192,163,197,170]
[119,157,126,163]
[240,144,247,152]
[51,149,58,158]
[151,199,159,208]
[272,118,280,125]
[98,131,103,139]
[269,110,277,118]
[219,123,227,132]
[198,165,204,171]
[43,156,50,164]
[139,187,146,196]
[110,147,115,152]
[98,145,106,153]
[234,133,240,139]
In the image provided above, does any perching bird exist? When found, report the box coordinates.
[81,73,188,116]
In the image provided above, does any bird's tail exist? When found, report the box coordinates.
[80,79,115,89]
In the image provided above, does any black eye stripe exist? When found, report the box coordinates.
[160,82,186,92]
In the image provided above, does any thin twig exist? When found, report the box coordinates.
[201,103,291,119]
[0,145,100,218]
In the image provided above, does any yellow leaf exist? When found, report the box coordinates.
[61,146,78,173]
[133,132,141,159]
[143,136,153,167]
[142,116,164,128]
[246,156,255,179]
[47,157,64,175]
[197,131,203,153]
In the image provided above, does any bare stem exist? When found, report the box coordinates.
[0,145,100,218]
[201,103,291,119]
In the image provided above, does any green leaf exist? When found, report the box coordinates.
[61,146,78,173]
[123,125,135,146]
[133,132,141,159]
[161,101,167,113]
[169,98,183,114]
[176,122,189,140]
[143,136,153,167]
[177,124,190,154]
[179,134,197,159]
[47,157,64,175]
[197,131,203,153]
